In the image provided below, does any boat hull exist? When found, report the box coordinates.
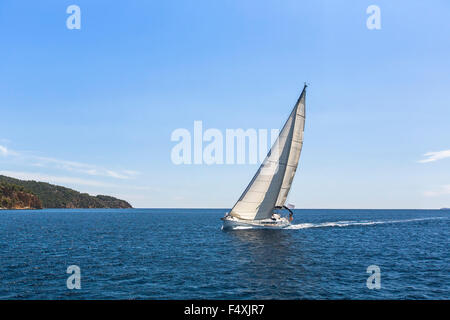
[221,216,290,230]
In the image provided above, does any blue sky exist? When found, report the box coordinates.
[1,0,449,208]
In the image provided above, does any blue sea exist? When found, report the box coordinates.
[0,209,448,299]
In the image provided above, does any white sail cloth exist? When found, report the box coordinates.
[229,87,306,220]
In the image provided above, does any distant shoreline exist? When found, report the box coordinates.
[0,175,132,209]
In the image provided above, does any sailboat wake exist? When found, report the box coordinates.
[286,217,446,230]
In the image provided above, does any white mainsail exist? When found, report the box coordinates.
[229,86,306,221]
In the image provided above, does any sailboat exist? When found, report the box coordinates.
[222,84,307,230]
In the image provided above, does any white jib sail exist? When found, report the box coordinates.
[229,87,306,220]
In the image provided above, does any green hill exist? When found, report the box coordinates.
[0,175,132,209]
[0,182,43,209]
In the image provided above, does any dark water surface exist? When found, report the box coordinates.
[0,209,448,299]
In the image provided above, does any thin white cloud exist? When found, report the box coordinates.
[418,150,450,163]
[424,185,450,197]
[0,170,116,188]
[33,156,135,179]
[0,145,7,156]
[122,170,140,177]
[0,145,18,157]
[0,145,139,179]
